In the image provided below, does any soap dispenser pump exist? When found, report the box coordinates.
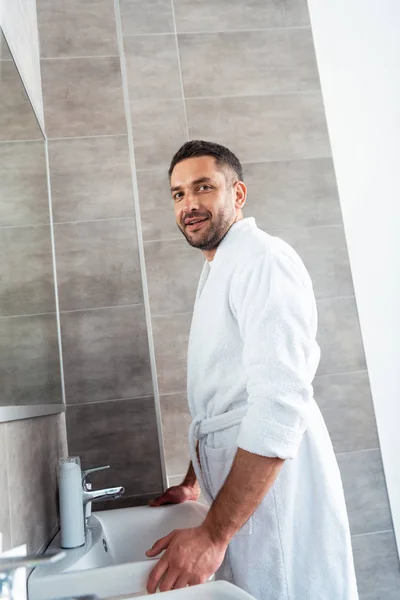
[58,457,85,549]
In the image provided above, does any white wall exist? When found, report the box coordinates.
[308,0,400,555]
[0,0,44,130]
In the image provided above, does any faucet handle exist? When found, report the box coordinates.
[81,465,110,487]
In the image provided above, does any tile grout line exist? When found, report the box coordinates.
[336,447,380,457]
[4,424,13,548]
[114,0,168,491]
[135,155,334,171]
[67,394,155,407]
[41,55,120,61]
[170,0,190,140]
[127,90,324,104]
[44,138,67,406]
[122,25,312,37]
[0,304,145,320]
[48,133,128,142]
[351,529,393,538]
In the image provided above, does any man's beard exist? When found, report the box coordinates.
[179,206,234,251]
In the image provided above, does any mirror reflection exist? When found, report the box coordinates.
[0,29,62,412]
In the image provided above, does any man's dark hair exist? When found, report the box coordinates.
[168,140,244,182]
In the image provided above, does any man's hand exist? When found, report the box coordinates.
[149,484,200,507]
[145,526,227,593]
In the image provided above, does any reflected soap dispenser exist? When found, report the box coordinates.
[58,457,85,549]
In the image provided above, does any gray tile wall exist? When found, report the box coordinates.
[36,0,164,507]
[0,414,67,552]
[119,0,399,595]
[0,31,67,553]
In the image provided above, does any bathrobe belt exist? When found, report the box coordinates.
[188,405,248,505]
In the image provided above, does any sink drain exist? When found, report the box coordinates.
[102,538,108,553]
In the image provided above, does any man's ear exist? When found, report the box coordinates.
[234,181,247,210]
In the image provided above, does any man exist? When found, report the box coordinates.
[146,140,358,599]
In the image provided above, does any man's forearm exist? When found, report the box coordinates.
[203,448,284,544]
[182,461,198,489]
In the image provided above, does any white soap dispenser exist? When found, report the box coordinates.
[58,457,85,549]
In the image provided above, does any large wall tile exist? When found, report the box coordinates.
[174,0,306,32]
[67,397,163,496]
[0,314,62,406]
[273,225,353,299]
[0,225,55,316]
[179,29,318,98]
[313,371,379,453]
[61,305,153,404]
[125,35,182,101]
[130,99,187,169]
[55,219,142,311]
[120,0,174,35]
[6,414,67,552]
[0,424,11,551]
[137,169,178,241]
[0,60,42,141]
[144,238,203,315]
[49,136,134,223]
[38,0,118,58]
[352,531,400,600]
[0,142,49,227]
[317,297,366,375]
[160,392,192,476]
[41,57,125,138]
[243,158,341,229]
[187,93,330,163]
[152,313,192,394]
[337,450,392,536]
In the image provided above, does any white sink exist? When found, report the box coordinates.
[132,581,256,600]
[28,502,208,600]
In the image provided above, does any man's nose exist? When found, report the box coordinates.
[182,191,200,213]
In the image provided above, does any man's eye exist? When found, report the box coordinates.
[174,193,183,201]
[199,185,211,191]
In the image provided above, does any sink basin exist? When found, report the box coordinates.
[28,502,208,600]
[133,581,256,599]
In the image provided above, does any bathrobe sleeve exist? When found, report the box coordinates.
[230,246,319,460]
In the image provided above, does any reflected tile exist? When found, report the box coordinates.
[55,219,142,311]
[337,450,392,536]
[41,57,125,138]
[272,225,353,299]
[244,158,341,229]
[313,371,378,453]
[0,424,11,551]
[130,99,187,169]
[0,225,55,316]
[352,531,400,600]
[174,0,283,32]
[61,305,153,404]
[6,414,66,552]
[152,313,192,394]
[49,136,134,222]
[124,35,182,101]
[0,142,48,227]
[316,297,366,375]
[137,169,178,241]
[38,0,118,58]
[144,238,203,315]
[160,392,192,477]
[67,397,163,496]
[0,314,62,406]
[282,0,310,27]
[180,29,318,98]
[187,93,330,163]
[120,0,174,35]
[0,61,42,141]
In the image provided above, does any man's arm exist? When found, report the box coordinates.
[146,449,284,593]
[149,461,200,507]
[203,448,284,544]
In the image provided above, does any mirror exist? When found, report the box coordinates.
[0,29,64,421]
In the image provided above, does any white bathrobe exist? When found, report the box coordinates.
[187,218,358,600]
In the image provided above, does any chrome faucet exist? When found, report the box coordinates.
[0,551,65,600]
[81,465,124,533]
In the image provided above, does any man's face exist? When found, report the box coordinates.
[170,156,239,251]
